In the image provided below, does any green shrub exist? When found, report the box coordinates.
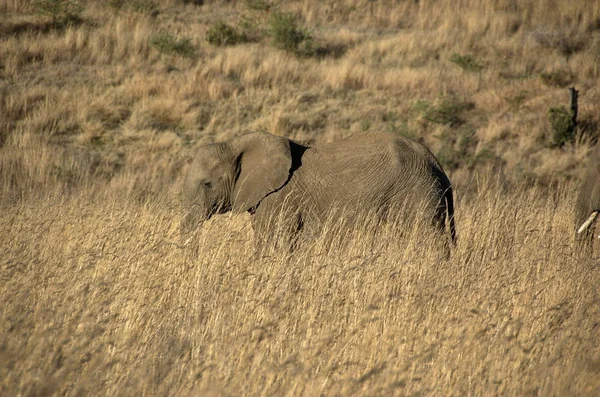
[244,0,272,11]
[389,121,418,141]
[540,69,574,88]
[33,0,83,26]
[235,0,271,42]
[548,106,576,147]
[531,30,585,59]
[449,53,483,72]
[268,11,313,56]
[206,22,248,46]
[435,127,490,171]
[360,119,371,132]
[108,0,158,15]
[412,97,479,170]
[412,99,431,115]
[414,96,474,127]
[151,32,196,58]
[504,91,529,112]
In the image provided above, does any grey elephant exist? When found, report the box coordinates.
[181,131,456,251]
[575,143,600,250]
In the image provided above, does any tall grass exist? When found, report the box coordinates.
[1,182,598,396]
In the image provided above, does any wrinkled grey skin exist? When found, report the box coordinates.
[575,144,600,251]
[182,131,456,251]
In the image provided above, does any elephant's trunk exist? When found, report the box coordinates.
[180,200,232,245]
[180,202,215,245]
[577,210,599,234]
[180,211,202,246]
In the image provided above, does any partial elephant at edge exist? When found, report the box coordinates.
[575,143,600,253]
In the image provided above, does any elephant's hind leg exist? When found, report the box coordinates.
[431,206,452,259]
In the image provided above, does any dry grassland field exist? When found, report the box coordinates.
[2,0,600,395]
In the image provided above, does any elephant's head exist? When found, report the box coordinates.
[181,132,292,234]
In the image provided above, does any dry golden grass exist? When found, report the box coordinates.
[2,183,600,396]
[2,0,600,395]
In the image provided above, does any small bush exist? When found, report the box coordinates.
[33,0,83,26]
[412,99,431,115]
[504,91,529,112]
[244,0,272,12]
[236,0,271,42]
[540,69,574,88]
[548,106,576,147]
[312,41,348,59]
[268,11,313,56]
[360,119,371,132]
[435,127,489,171]
[108,0,158,15]
[414,96,474,127]
[206,22,248,47]
[449,53,483,72]
[151,32,196,58]
[531,30,585,58]
[388,121,418,141]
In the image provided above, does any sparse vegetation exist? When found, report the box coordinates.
[548,106,576,147]
[414,96,475,127]
[540,68,575,88]
[206,21,248,46]
[151,31,196,58]
[504,90,529,112]
[434,126,484,170]
[449,53,484,72]
[268,11,314,56]
[2,0,600,395]
[204,4,315,55]
[32,0,83,26]
[531,29,585,59]
[107,0,159,15]
[244,0,272,12]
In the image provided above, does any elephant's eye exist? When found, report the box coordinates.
[202,181,212,190]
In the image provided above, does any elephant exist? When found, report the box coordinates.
[575,143,600,251]
[181,131,456,252]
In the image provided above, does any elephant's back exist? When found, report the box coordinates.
[295,131,449,209]
[316,131,438,160]
[310,132,447,182]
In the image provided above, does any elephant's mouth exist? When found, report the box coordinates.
[209,201,231,217]
[216,203,232,214]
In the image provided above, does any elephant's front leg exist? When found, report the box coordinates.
[251,203,303,255]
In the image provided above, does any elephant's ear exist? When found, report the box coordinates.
[230,132,292,213]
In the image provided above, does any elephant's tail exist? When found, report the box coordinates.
[445,186,457,245]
